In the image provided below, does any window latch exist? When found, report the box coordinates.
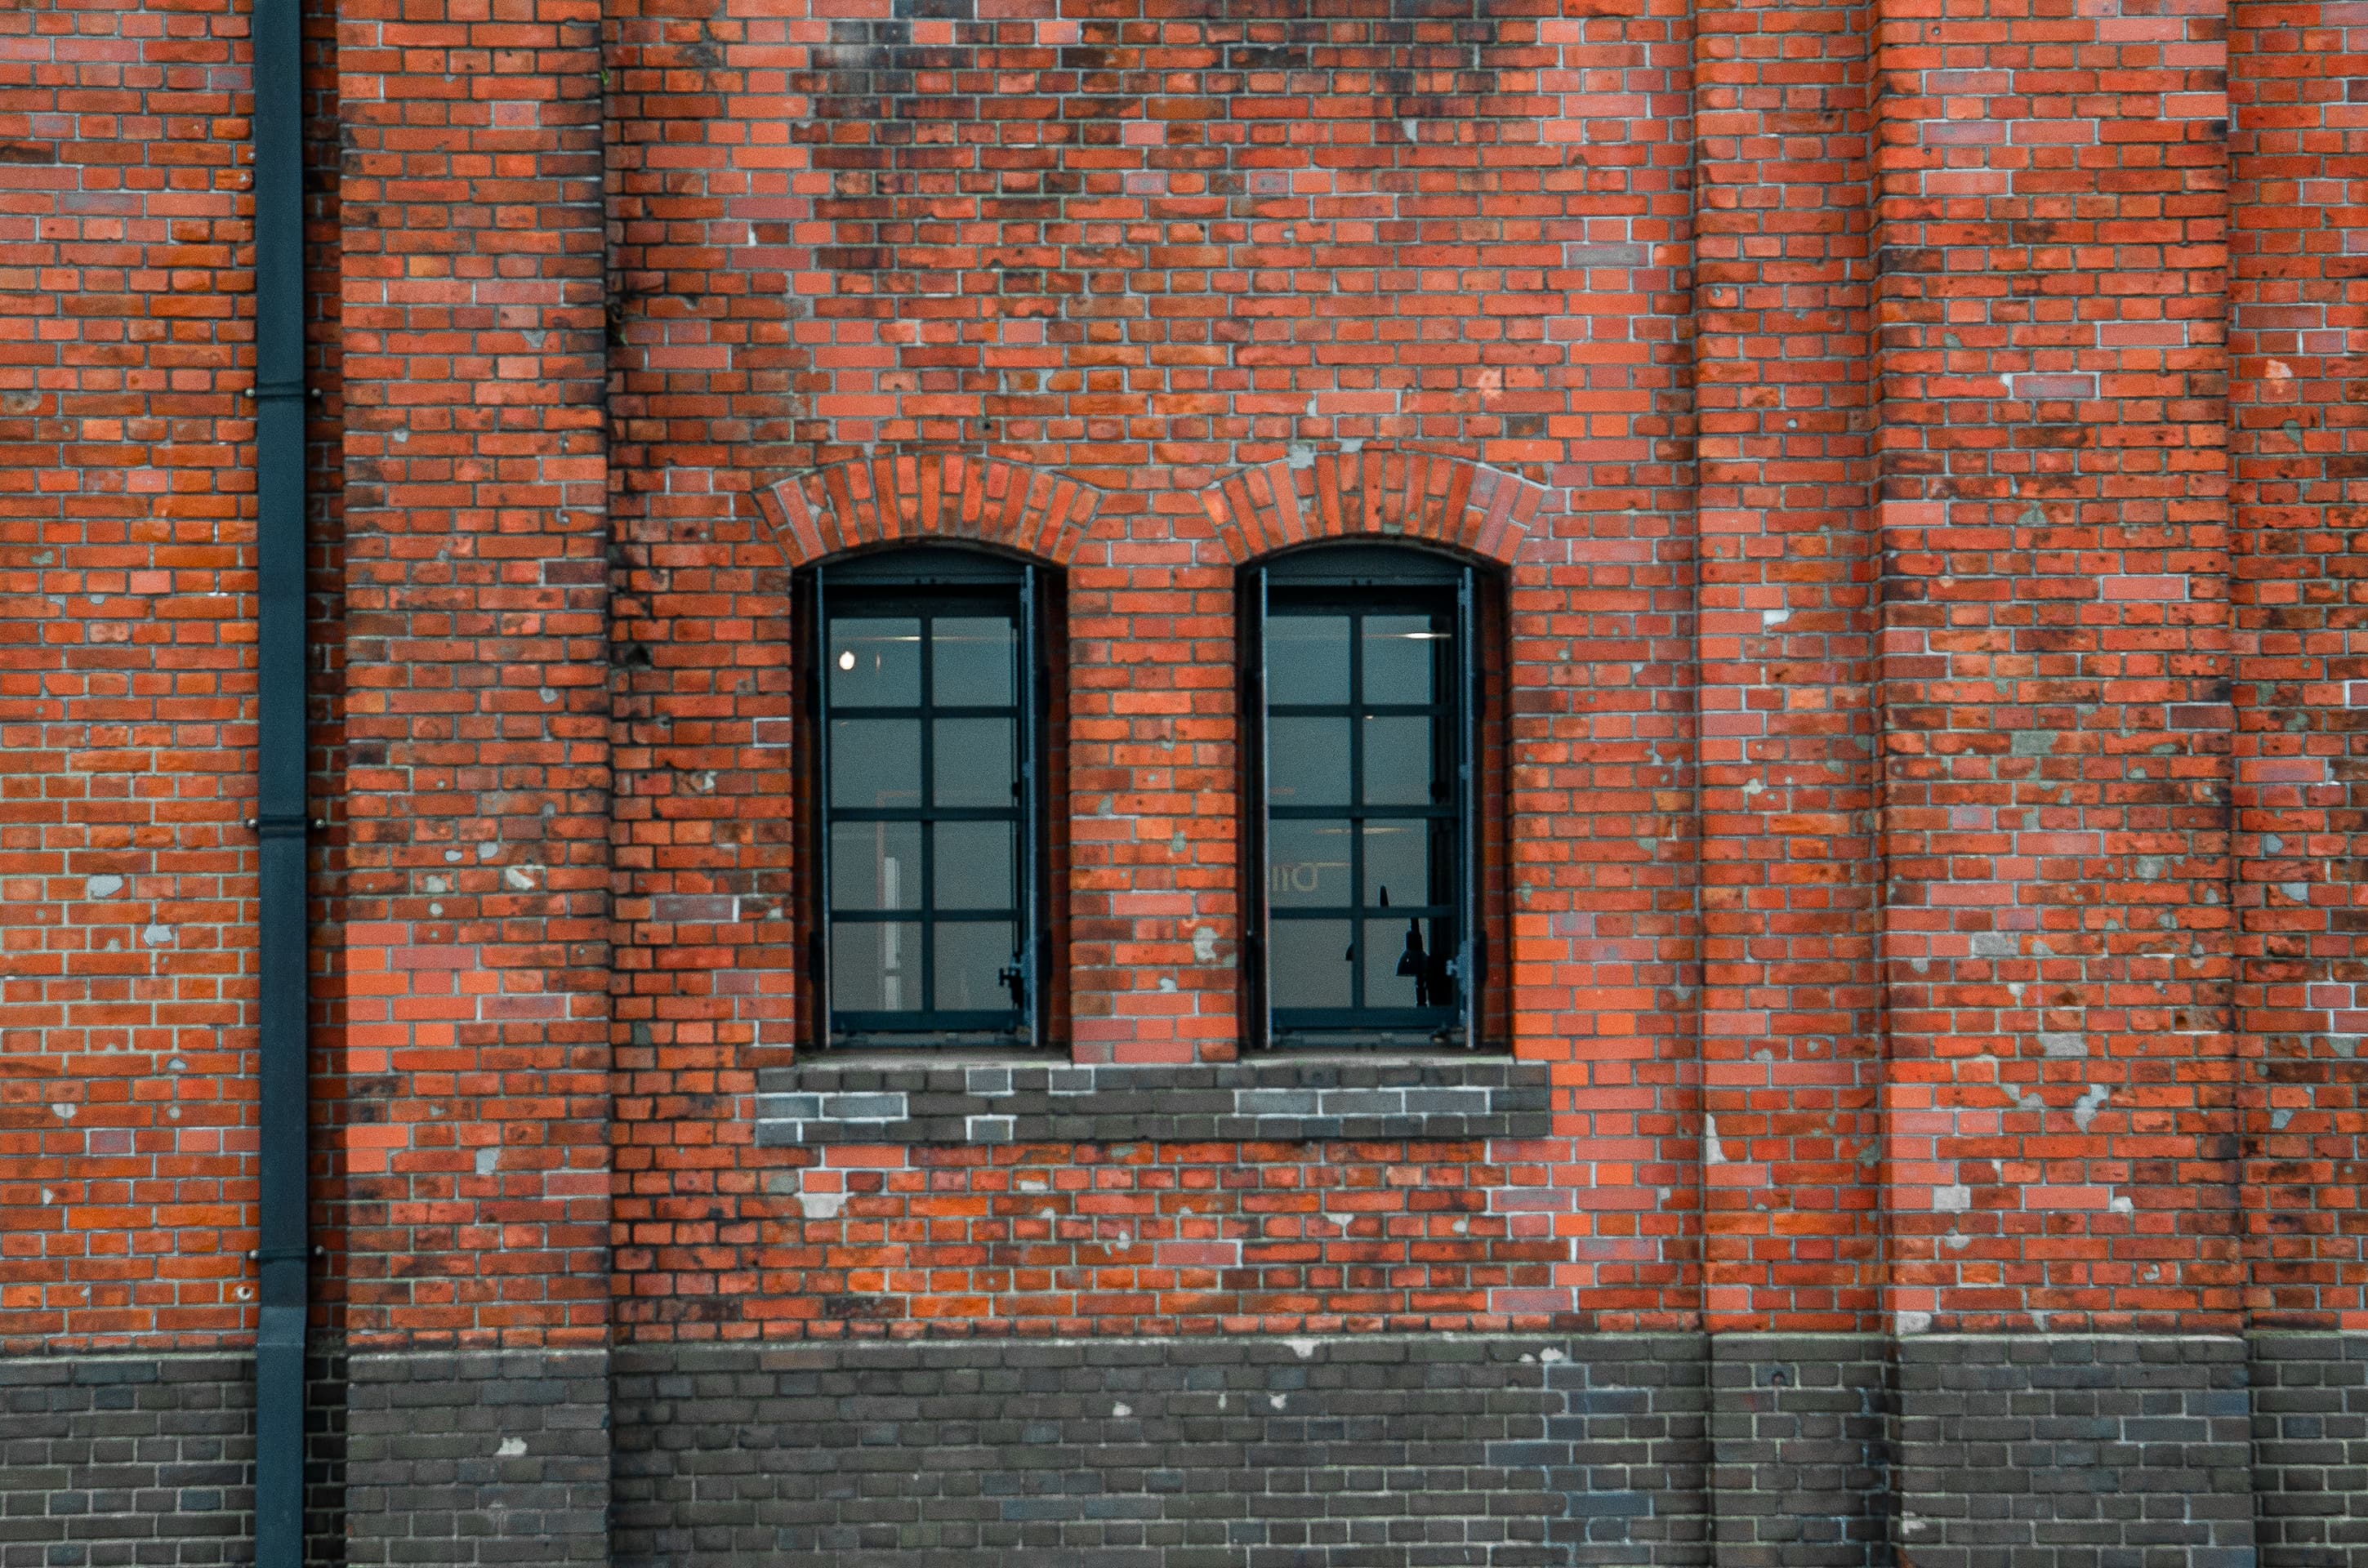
[997,962,1028,1008]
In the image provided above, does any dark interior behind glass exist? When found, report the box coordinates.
[1256,546,1474,1049]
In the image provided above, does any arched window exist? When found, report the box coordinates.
[1246,544,1487,1051]
[809,547,1047,1050]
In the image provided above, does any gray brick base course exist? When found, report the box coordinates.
[1895,1336,2255,1568]
[1710,1335,1892,1568]
[346,1348,609,1566]
[0,1352,346,1568]
[2252,1333,2368,1568]
[14,1333,2368,1567]
[609,1334,1711,1568]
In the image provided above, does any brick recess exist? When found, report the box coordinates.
[2,0,2353,1357]
[2231,2,2368,1330]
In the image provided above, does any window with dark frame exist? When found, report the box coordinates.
[812,548,1045,1050]
[1251,545,1483,1051]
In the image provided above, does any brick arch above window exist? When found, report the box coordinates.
[753,453,1104,569]
[1197,450,1549,568]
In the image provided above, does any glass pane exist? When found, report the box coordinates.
[933,718,1015,808]
[1268,818,1353,909]
[828,617,921,708]
[1269,918,1353,1010]
[832,920,922,1012]
[932,616,1017,707]
[1269,716,1350,806]
[831,719,921,809]
[1364,915,1453,1010]
[830,821,921,911]
[1362,715,1435,805]
[1361,818,1440,911]
[1362,613,1441,705]
[1268,614,1349,705]
[934,821,1015,911]
[934,920,1017,1013]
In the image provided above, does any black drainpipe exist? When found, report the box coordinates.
[251,0,307,1563]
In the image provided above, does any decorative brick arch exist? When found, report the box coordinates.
[1197,450,1549,568]
[754,453,1103,568]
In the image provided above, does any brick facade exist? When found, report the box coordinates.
[2,0,2366,1561]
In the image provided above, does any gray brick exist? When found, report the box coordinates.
[0,1352,346,1568]
[346,1348,609,1568]
[611,1334,1710,1568]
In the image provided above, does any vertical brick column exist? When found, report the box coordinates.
[336,0,611,1349]
[2229,0,2368,1335]
[1875,0,2238,1331]
[1690,0,1884,1334]
[1510,1,1702,1329]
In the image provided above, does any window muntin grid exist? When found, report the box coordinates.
[823,593,1029,1044]
[1262,590,1464,1043]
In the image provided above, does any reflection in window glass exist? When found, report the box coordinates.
[830,821,922,911]
[934,821,1015,911]
[1268,817,1352,907]
[832,921,922,1012]
[932,617,1016,707]
[1269,716,1351,805]
[1362,915,1452,1009]
[1269,919,1353,1011]
[1269,615,1350,704]
[829,617,921,707]
[830,719,921,809]
[933,717,1015,808]
[1361,614,1438,704]
[1361,715,1434,804]
[934,920,1017,1012]
[1360,819,1434,908]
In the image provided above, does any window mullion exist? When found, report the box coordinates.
[1255,567,1273,1049]
[814,564,834,1049]
[1020,565,1040,1049]
[1347,607,1365,1013]
[1458,565,1478,1051]
[918,611,936,1018]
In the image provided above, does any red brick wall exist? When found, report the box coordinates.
[3,0,2359,1354]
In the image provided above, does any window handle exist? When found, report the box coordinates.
[997,961,1027,1008]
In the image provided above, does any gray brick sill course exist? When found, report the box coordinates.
[756,1052,1551,1145]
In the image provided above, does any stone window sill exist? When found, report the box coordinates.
[753,1054,1551,1147]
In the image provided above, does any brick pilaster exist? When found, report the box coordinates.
[336,0,611,1346]
[2230,0,2368,1330]
[1876,0,2240,1332]
[1692,0,1886,1332]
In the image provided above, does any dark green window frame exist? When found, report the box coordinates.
[812,547,1045,1050]
[1249,544,1481,1051]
